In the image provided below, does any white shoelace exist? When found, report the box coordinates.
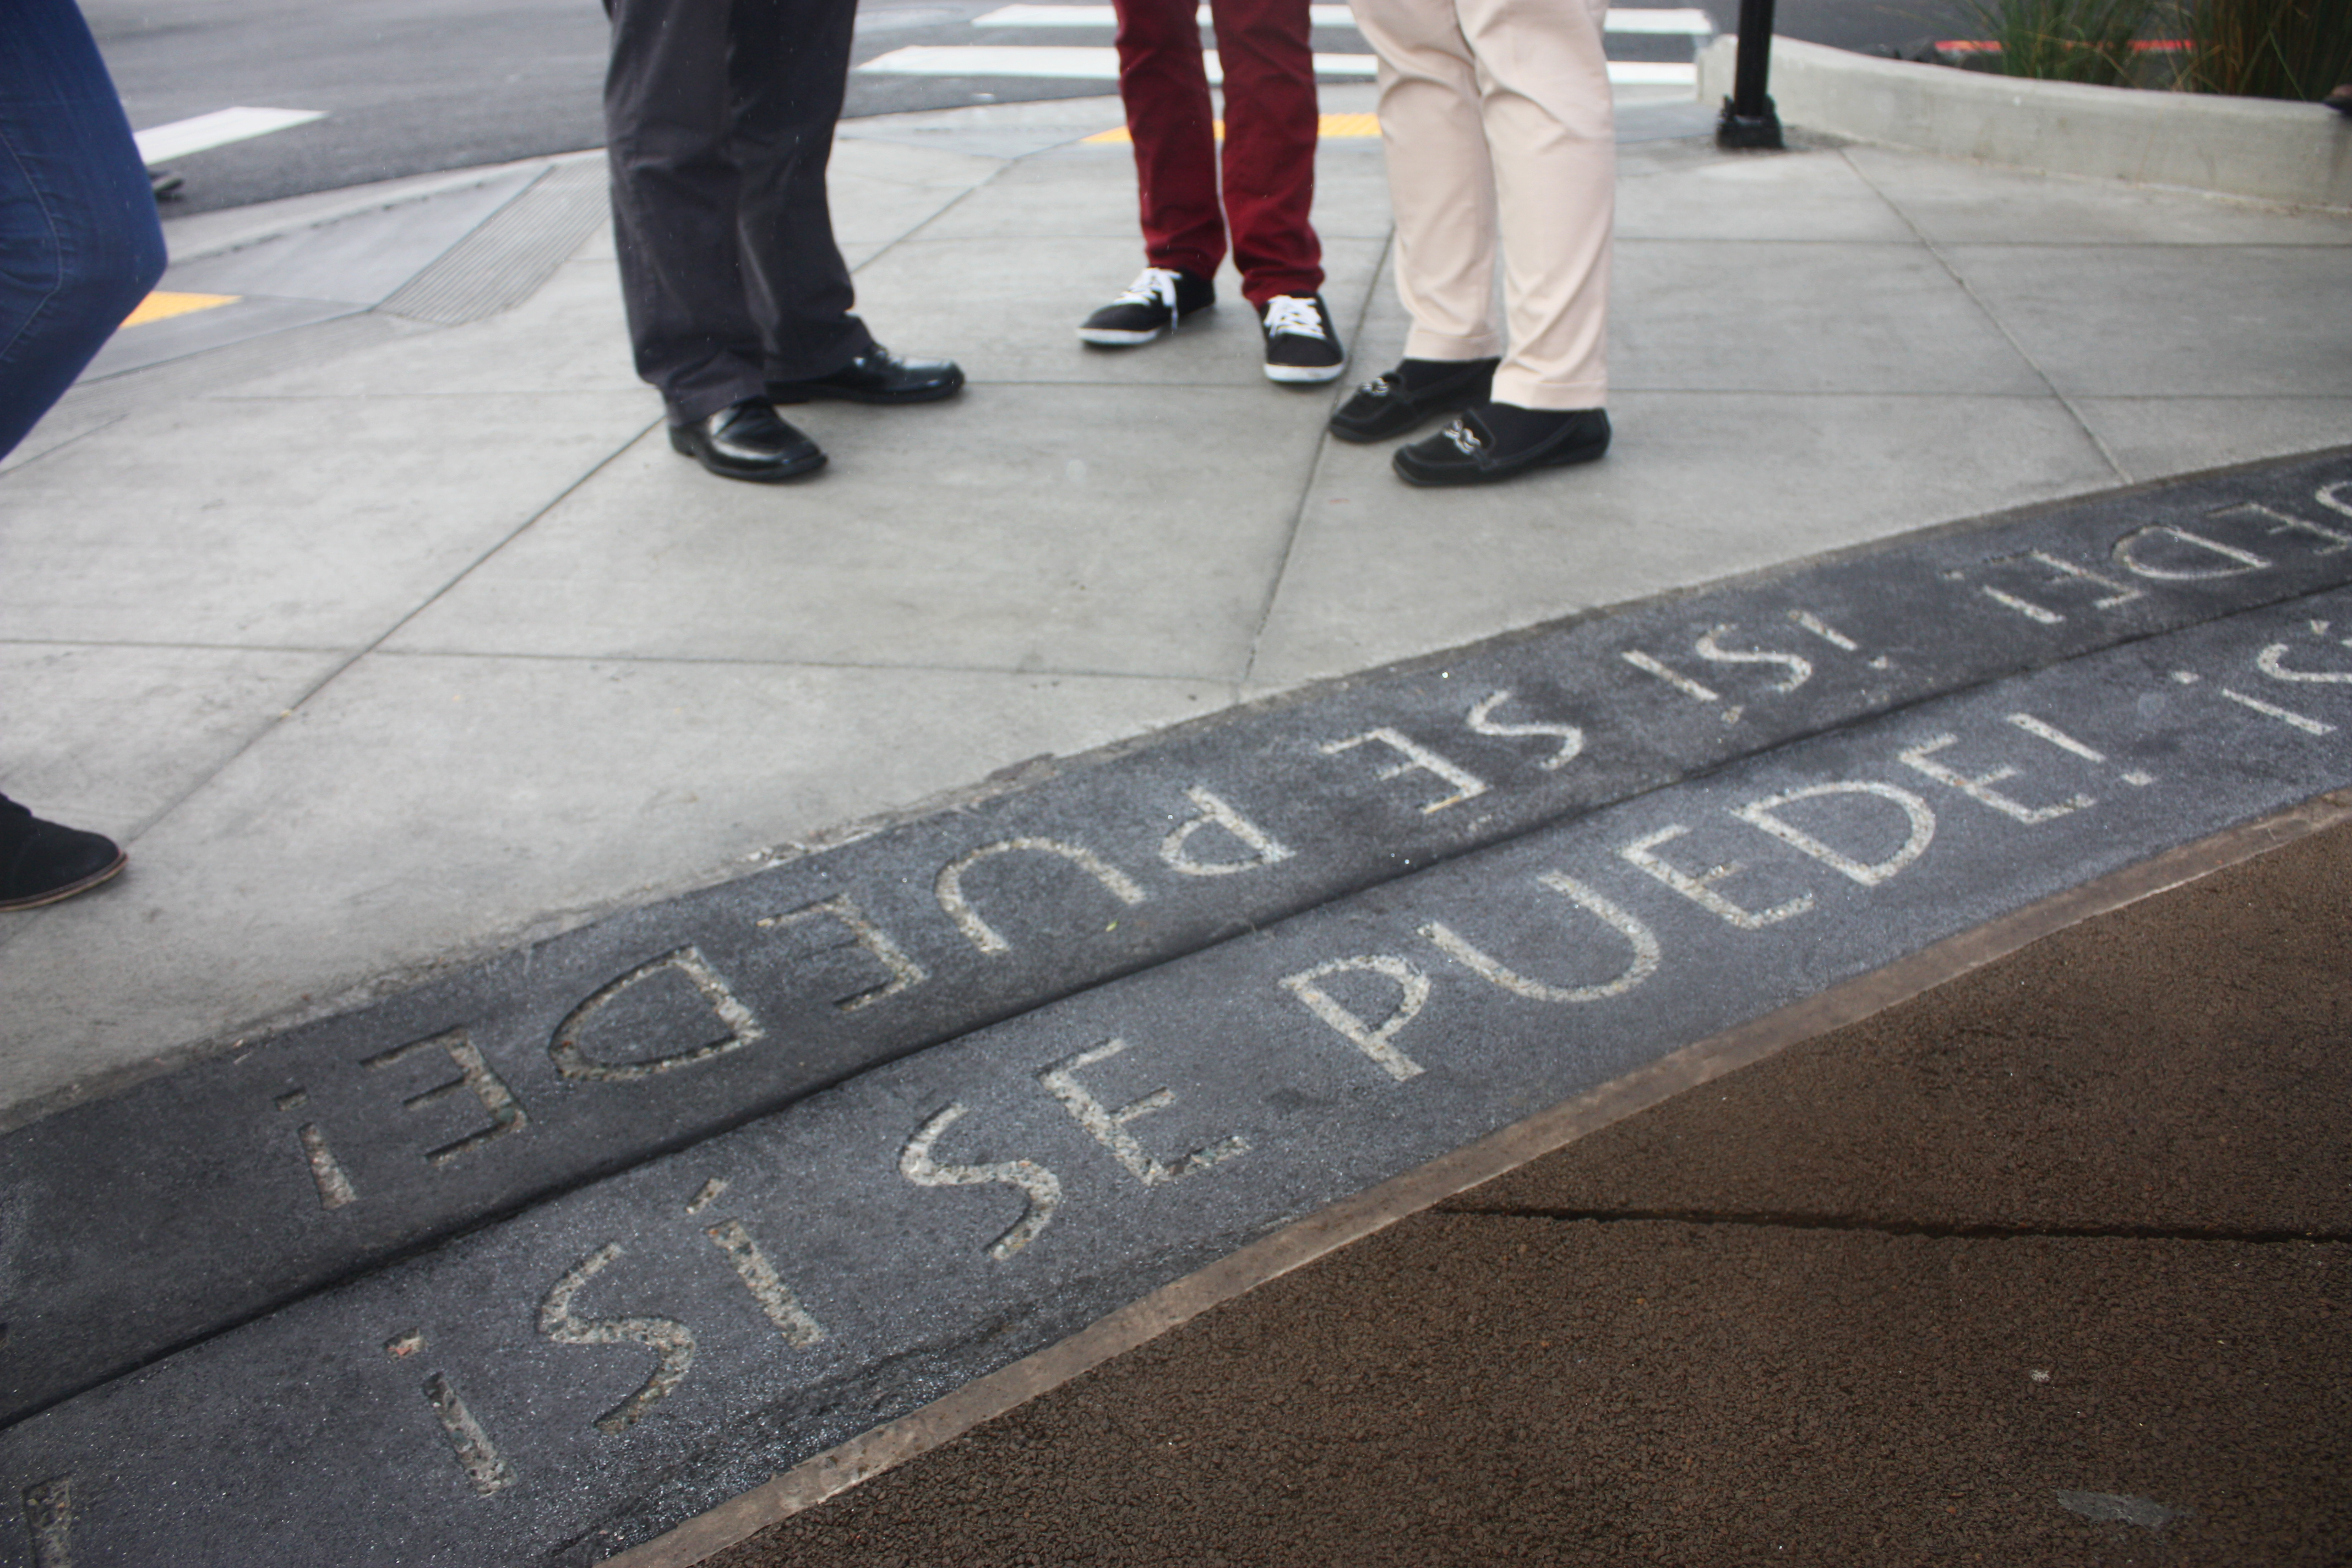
[1116,267,1186,313]
[1262,296,1327,340]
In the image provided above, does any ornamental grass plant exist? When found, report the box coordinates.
[1966,0,2352,97]
[1968,0,2163,83]
[2179,0,2352,100]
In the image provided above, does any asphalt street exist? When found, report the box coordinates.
[88,0,1975,213]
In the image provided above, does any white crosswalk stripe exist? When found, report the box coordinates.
[863,5,1712,87]
[131,107,325,167]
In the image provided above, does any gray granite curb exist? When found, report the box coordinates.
[1698,34,2352,210]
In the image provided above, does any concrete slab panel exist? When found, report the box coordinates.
[157,161,581,268]
[0,641,346,834]
[827,138,1007,194]
[1946,243,2352,399]
[0,393,657,648]
[897,147,1156,242]
[843,233,1385,386]
[1615,148,1914,243]
[160,171,541,307]
[0,655,1226,1104]
[1611,239,2046,395]
[2078,398,2352,484]
[382,382,1327,677]
[79,297,365,382]
[828,153,1007,249]
[228,259,639,399]
[1248,391,2120,688]
[1844,144,2352,247]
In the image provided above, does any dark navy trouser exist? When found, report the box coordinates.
[0,0,166,459]
[602,0,875,424]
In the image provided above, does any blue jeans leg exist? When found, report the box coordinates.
[0,0,167,459]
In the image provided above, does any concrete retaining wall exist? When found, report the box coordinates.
[1697,34,2352,210]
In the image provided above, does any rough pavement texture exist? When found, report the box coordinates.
[712,822,2352,1566]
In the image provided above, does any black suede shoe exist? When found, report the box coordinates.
[1392,402,1610,487]
[1328,357,1500,443]
[0,794,127,912]
[669,399,826,482]
[767,345,964,405]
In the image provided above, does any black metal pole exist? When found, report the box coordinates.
[1716,0,1784,149]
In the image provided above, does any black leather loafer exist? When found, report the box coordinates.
[767,345,965,405]
[1328,356,1500,443]
[0,795,127,912]
[1393,404,1610,487]
[668,399,826,482]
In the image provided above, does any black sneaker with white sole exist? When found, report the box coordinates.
[1079,267,1217,346]
[1261,293,1345,384]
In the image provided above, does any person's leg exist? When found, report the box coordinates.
[1207,0,1322,306]
[1349,0,1500,367]
[1114,0,1228,283]
[602,0,770,423]
[1463,0,1613,412]
[727,0,876,384]
[0,0,167,458]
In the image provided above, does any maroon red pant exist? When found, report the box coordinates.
[1113,0,1324,307]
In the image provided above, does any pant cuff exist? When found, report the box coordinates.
[1404,326,1504,362]
[1490,371,1607,411]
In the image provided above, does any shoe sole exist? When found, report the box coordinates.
[1077,325,1170,346]
[1394,429,1610,488]
[767,374,965,406]
[1265,361,1346,385]
[669,431,829,482]
[0,848,127,912]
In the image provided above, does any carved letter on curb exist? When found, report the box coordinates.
[1039,1039,1248,1185]
[901,1103,1064,1259]
[363,1029,529,1166]
[1731,781,1936,888]
[538,1243,696,1436]
[934,839,1146,955]
[1280,955,1431,1081]
[1421,873,1660,1003]
[549,946,763,1083]
[1159,786,1295,876]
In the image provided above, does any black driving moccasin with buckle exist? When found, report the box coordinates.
[1328,356,1500,443]
[1392,403,1610,487]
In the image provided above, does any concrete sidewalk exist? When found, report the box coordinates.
[6,81,2348,1121]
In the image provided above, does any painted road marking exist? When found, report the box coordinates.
[130,107,324,166]
[116,291,238,328]
[972,3,1714,30]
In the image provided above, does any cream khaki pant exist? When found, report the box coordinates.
[1351,0,1614,410]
